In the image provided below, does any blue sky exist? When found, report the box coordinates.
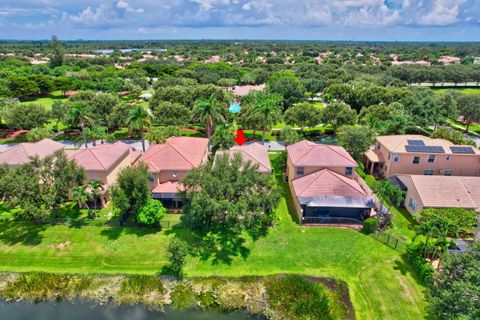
[0,0,479,41]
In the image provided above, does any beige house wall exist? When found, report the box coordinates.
[83,150,131,186]
[400,178,425,215]
[376,142,480,177]
[288,177,304,221]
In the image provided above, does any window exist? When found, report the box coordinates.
[345,167,353,175]
[424,169,434,176]
[412,156,420,165]
[444,170,453,176]
[148,174,155,182]
[172,171,178,178]
[408,198,417,211]
[296,167,304,176]
[392,154,400,163]
[446,155,451,161]
[427,155,436,163]
[376,142,381,150]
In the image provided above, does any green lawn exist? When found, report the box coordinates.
[433,88,480,95]
[0,156,426,319]
[357,169,417,241]
[20,91,67,111]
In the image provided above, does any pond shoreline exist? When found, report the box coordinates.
[0,272,354,320]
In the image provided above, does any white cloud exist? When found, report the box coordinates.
[5,0,478,33]
[116,0,144,13]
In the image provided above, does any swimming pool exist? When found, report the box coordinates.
[229,103,241,113]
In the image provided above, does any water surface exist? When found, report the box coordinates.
[0,300,262,320]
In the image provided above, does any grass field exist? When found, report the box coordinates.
[433,88,480,95]
[0,155,426,319]
[20,91,67,111]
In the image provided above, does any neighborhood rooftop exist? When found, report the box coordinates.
[376,135,480,155]
[0,138,64,165]
[66,142,139,171]
[287,140,358,167]
[292,169,367,198]
[397,175,480,211]
[215,142,272,173]
[138,136,209,173]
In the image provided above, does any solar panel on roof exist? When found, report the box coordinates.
[407,140,425,146]
[450,146,475,154]
[405,145,445,153]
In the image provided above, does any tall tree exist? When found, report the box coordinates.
[251,92,283,143]
[427,242,480,320]
[337,125,376,160]
[73,185,93,218]
[321,102,357,132]
[67,103,93,149]
[284,102,322,131]
[212,123,236,150]
[3,104,50,130]
[457,94,480,133]
[50,35,65,68]
[181,153,280,237]
[127,105,151,152]
[192,94,225,142]
[111,164,151,217]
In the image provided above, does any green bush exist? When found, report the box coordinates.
[171,284,195,309]
[136,199,166,226]
[196,290,220,310]
[118,275,164,304]
[266,275,332,320]
[362,218,378,234]
[406,244,434,284]
[417,208,478,238]
[1,272,92,301]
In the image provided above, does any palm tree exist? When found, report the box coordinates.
[251,92,283,144]
[192,94,225,142]
[68,103,92,149]
[212,123,235,150]
[89,126,108,146]
[73,185,93,218]
[127,105,151,152]
[89,180,104,217]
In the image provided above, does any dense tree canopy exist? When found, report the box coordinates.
[181,153,280,236]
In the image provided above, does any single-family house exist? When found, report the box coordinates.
[0,138,64,166]
[364,135,480,177]
[393,175,480,214]
[137,137,209,208]
[286,140,373,224]
[215,142,271,173]
[66,142,141,187]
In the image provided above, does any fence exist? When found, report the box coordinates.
[371,231,408,254]
[10,216,180,230]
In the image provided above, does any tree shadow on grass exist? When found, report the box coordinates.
[0,222,46,246]
[393,254,428,286]
[166,224,250,265]
[99,226,160,241]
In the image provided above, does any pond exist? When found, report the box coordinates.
[0,300,264,320]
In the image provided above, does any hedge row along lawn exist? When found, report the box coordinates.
[0,155,426,319]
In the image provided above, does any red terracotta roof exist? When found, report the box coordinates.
[0,139,64,165]
[215,142,271,173]
[292,169,367,198]
[138,137,209,173]
[152,181,185,193]
[287,140,357,167]
[66,142,130,171]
